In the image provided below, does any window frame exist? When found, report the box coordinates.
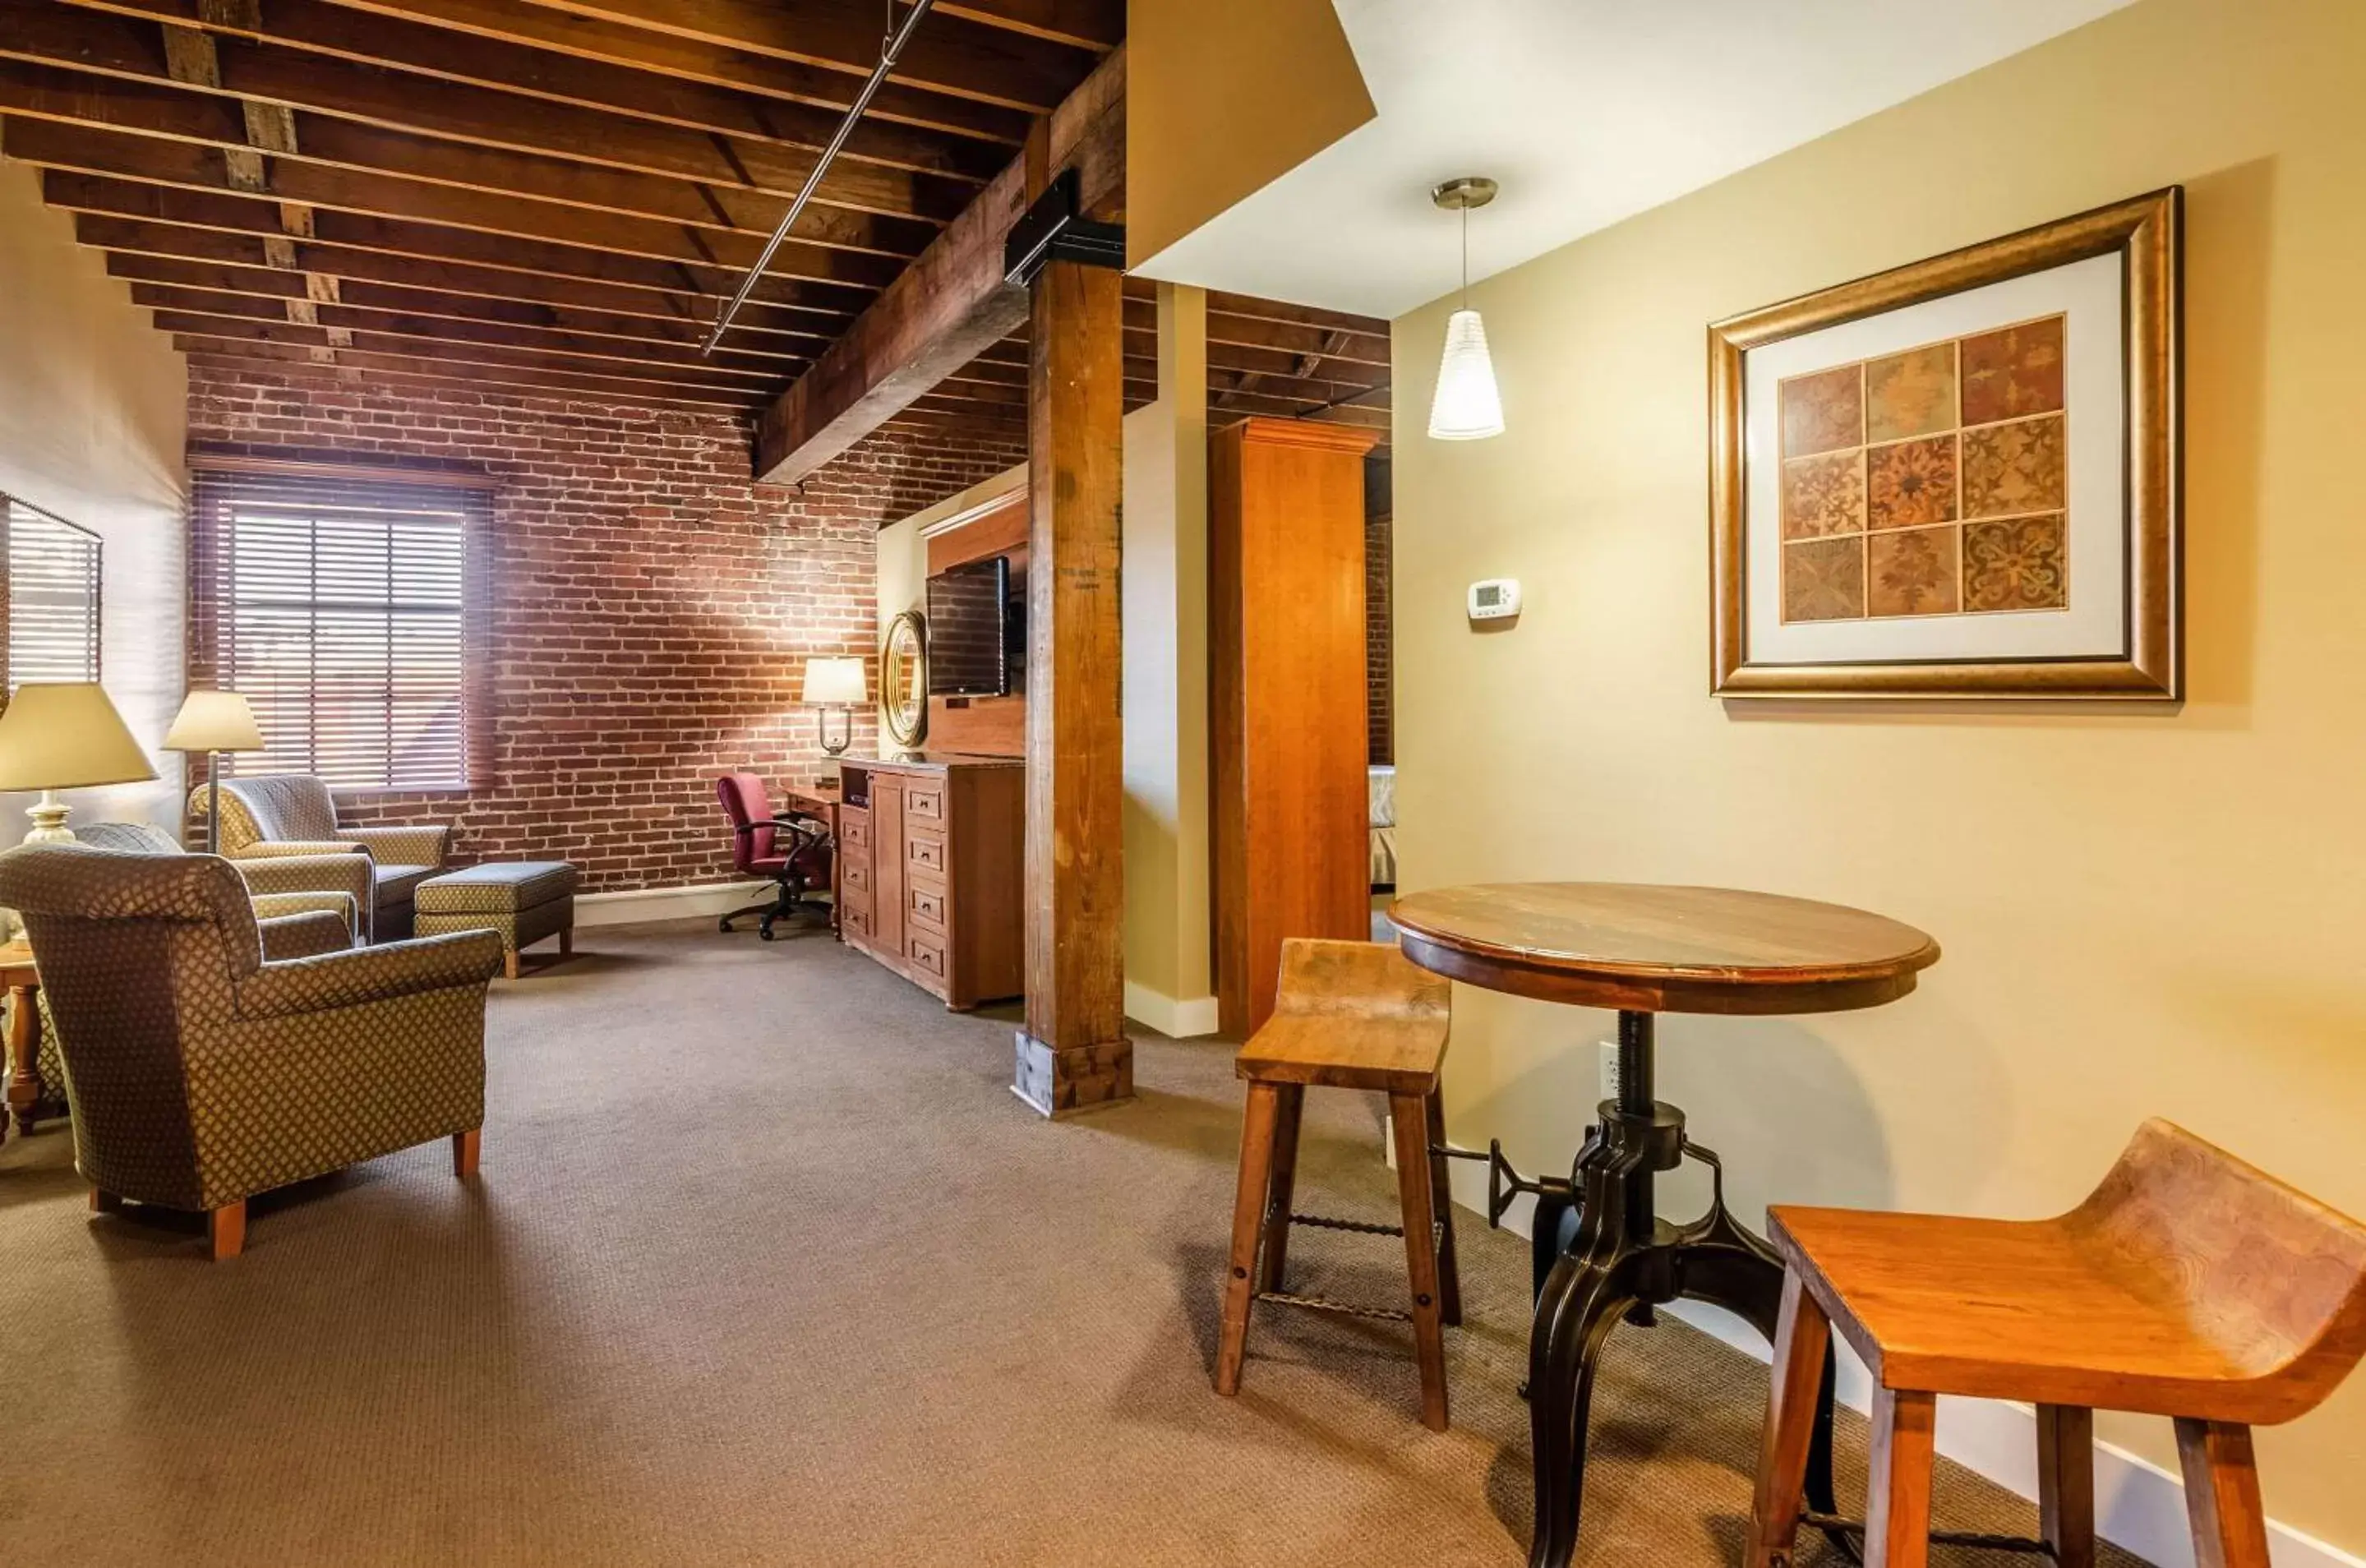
[2,492,104,692]
[189,454,495,796]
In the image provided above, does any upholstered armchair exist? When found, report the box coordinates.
[191,774,452,941]
[75,820,366,941]
[0,842,504,1259]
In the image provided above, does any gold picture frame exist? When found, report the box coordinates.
[1709,188,2182,699]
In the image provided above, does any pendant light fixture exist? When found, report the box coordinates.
[1427,175,1505,441]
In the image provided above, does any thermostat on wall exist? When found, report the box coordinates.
[1467,578,1522,622]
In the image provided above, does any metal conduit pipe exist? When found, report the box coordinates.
[701,0,939,357]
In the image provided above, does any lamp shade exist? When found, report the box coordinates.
[0,682,159,791]
[1427,307,1506,440]
[801,657,867,707]
[163,689,265,752]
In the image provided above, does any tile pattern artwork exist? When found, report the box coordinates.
[1776,313,2068,622]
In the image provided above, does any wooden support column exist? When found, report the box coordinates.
[1012,250,1129,1117]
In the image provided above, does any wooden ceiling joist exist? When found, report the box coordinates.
[180,344,762,408]
[51,0,1007,179]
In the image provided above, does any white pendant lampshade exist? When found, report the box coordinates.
[1428,307,1506,440]
[1427,175,1506,442]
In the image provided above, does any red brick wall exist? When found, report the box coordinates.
[184,360,1026,893]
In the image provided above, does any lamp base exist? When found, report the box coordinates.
[21,790,72,846]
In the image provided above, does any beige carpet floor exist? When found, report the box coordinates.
[1,921,2146,1566]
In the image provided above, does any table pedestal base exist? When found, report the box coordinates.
[1497,1012,1846,1568]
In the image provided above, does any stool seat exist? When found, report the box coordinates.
[1215,938,1462,1431]
[1747,1121,2366,1568]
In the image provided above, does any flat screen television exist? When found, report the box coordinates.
[926,555,1014,697]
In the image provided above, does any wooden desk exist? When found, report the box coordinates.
[2,939,40,1140]
[781,784,841,930]
[1389,883,1939,1568]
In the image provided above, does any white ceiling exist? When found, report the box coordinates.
[1132,0,2133,320]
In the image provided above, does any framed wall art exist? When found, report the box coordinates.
[1709,187,2181,699]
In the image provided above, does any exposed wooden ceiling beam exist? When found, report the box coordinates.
[181,341,763,408]
[314,0,1031,144]
[754,45,1120,482]
[75,209,865,322]
[160,310,775,390]
[931,0,1121,52]
[11,118,906,288]
[0,9,971,224]
[55,0,1004,180]
[499,0,1101,112]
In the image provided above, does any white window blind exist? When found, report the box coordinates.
[3,496,103,689]
[196,469,482,790]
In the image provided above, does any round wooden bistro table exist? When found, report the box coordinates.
[1388,883,1940,1568]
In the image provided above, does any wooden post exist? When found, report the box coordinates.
[1012,250,1131,1117]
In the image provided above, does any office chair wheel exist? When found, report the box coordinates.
[717,915,734,934]
[759,923,777,942]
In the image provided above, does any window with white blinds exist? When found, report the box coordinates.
[3,496,103,689]
[195,467,486,791]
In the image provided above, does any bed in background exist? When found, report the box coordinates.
[1369,764,1396,892]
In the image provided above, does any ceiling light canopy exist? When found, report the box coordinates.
[1427,177,1505,441]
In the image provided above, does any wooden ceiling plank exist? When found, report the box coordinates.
[0,6,971,223]
[932,0,1121,52]
[131,281,809,373]
[156,309,774,390]
[76,211,859,330]
[57,0,1005,180]
[321,0,1033,142]
[500,0,1099,113]
[181,343,763,409]
[754,46,1122,482]
[8,116,905,288]
[56,187,879,318]
[108,251,839,354]
[0,58,942,258]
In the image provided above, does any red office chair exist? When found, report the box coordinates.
[714,772,833,941]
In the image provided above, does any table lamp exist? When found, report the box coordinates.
[0,682,159,846]
[163,689,265,853]
[800,657,867,758]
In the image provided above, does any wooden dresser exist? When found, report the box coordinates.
[836,754,1025,1009]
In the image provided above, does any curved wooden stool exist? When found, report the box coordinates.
[1214,938,1462,1430]
[1747,1119,2366,1568]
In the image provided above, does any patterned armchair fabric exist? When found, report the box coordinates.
[77,820,365,943]
[0,842,502,1215]
[193,775,454,941]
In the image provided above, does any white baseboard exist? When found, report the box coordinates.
[1442,1165,2363,1568]
[574,879,771,929]
[1123,980,1220,1040]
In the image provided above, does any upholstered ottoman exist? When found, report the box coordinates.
[414,862,578,979]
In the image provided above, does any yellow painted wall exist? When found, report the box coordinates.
[1125,0,1373,270]
[1390,0,2366,1547]
[0,158,187,831]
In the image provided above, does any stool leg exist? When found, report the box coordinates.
[2038,1404,2096,1568]
[1424,1087,1463,1328]
[1256,1084,1303,1292]
[1215,1081,1284,1397]
[1866,1388,1936,1568]
[1388,1091,1450,1432]
[2177,1418,2271,1568]
[1745,1266,1832,1568]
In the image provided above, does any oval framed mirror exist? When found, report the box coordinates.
[880,609,927,749]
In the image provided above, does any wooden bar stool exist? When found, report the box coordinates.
[1214,938,1463,1431]
[1747,1119,2366,1568]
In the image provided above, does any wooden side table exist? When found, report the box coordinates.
[2,939,41,1139]
[1390,882,1940,1568]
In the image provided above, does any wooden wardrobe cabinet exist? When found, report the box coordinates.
[836,755,1025,1009]
[1210,417,1383,1037]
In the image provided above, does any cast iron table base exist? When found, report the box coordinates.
[1468,1010,1848,1568]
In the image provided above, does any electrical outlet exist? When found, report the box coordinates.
[1598,1038,1621,1105]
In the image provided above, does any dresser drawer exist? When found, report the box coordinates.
[837,809,869,850]
[840,900,873,943]
[908,882,947,929]
[905,782,946,823]
[906,832,947,875]
[841,857,872,895]
[906,929,948,979]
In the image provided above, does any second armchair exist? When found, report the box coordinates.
[192,773,452,941]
